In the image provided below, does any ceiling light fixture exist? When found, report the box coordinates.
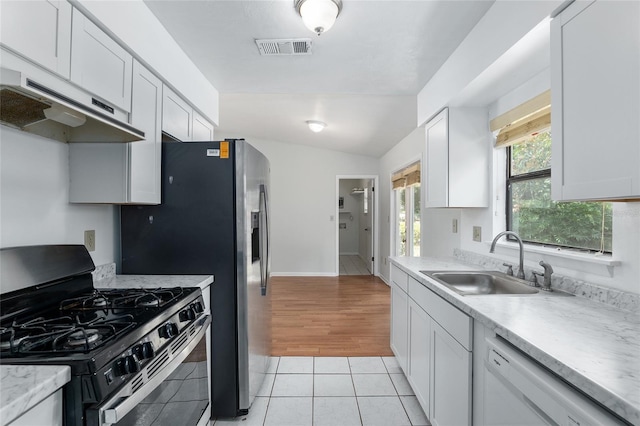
[306,120,327,133]
[295,0,342,36]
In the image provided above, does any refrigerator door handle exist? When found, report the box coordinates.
[260,184,270,296]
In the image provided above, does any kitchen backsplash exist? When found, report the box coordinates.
[454,249,639,313]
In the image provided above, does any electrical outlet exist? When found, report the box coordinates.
[84,230,96,252]
[472,226,482,242]
[452,219,458,233]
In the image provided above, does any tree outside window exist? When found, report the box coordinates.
[508,131,612,252]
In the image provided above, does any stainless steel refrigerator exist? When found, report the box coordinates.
[120,139,271,418]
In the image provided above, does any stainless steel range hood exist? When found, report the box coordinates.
[0,68,144,143]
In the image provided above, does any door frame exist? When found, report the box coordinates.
[335,175,379,276]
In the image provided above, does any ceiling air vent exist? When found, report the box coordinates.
[255,39,312,56]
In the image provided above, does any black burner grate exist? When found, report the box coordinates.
[0,314,136,355]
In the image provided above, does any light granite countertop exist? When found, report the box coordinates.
[94,274,214,291]
[390,256,640,425]
[0,365,70,425]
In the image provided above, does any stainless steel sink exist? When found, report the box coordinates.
[420,270,539,296]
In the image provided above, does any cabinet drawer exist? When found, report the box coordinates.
[391,264,409,293]
[408,277,472,350]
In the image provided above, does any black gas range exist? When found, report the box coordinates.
[0,245,211,426]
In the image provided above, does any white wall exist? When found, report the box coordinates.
[379,128,422,280]
[0,127,117,292]
[417,0,563,125]
[217,133,379,276]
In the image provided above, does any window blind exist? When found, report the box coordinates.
[392,162,420,189]
[491,90,551,148]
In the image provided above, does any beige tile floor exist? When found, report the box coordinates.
[339,255,372,276]
[213,356,430,426]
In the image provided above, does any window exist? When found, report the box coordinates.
[507,131,612,252]
[392,162,421,256]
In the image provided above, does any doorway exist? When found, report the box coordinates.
[336,176,378,276]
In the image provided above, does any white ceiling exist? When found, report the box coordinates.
[145,0,495,157]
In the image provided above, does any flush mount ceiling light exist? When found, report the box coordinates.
[295,0,342,36]
[306,120,327,132]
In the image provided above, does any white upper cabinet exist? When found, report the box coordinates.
[128,60,162,203]
[424,108,489,208]
[0,1,72,78]
[69,60,162,204]
[70,8,133,113]
[551,0,640,201]
[192,111,215,141]
[425,109,449,207]
[162,85,192,141]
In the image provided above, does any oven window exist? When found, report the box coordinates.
[116,335,209,426]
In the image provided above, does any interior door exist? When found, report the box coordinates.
[365,180,374,274]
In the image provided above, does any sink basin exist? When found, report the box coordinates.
[420,270,539,296]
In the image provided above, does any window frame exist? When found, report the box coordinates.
[505,146,552,239]
[505,135,612,254]
[393,183,421,257]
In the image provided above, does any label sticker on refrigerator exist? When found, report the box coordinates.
[207,149,220,157]
[220,141,230,159]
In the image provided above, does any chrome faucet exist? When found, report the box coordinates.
[537,261,554,291]
[490,231,525,280]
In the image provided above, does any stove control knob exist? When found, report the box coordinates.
[159,322,178,339]
[133,342,155,360]
[141,342,155,358]
[115,355,140,376]
[191,302,204,313]
[179,307,196,322]
[124,355,141,374]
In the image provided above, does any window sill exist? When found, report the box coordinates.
[485,241,619,277]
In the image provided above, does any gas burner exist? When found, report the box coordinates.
[65,328,100,348]
[136,294,160,308]
[91,297,108,308]
[57,288,185,312]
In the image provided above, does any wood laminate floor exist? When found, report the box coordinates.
[270,275,393,357]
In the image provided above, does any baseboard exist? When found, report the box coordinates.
[377,274,390,286]
[271,272,338,277]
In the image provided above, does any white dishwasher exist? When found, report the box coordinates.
[481,337,626,426]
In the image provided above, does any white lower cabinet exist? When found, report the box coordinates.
[391,264,473,426]
[430,321,472,426]
[390,281,409,373]
[407,298,431,417]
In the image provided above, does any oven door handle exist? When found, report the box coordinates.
[99,313,211,426]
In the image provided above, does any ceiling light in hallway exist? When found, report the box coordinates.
[306,120,327,132]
